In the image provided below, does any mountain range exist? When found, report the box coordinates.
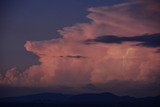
[0,92,159,107]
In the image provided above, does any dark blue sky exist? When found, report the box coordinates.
[0,0,127,72]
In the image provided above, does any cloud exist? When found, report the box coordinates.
[86,33,160,48]
[86,0,160,36]
[65,55,86,59]
[0,0,160,96]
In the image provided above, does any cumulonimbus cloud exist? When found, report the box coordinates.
[0,0,160,96]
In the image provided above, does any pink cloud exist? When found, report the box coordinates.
[86,0,160,36]
[0,0,160,96]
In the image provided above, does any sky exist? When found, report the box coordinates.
[0,0,160,98]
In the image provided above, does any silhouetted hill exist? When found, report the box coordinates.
[0,92,159,107]
[0,93,71,103]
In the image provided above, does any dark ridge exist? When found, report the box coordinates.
[0,92,159,107]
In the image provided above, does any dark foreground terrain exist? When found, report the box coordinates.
[0,92,159,107]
